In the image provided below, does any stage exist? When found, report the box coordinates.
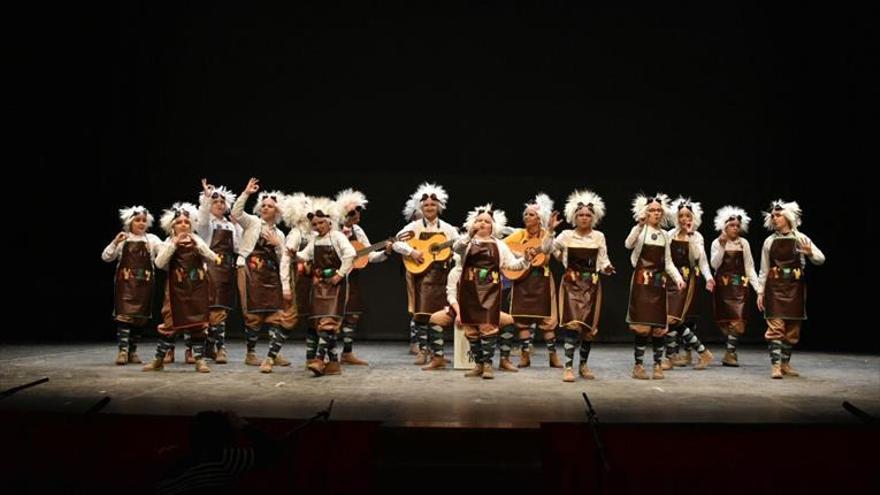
[2,342,877,425]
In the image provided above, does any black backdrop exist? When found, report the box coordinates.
[19,3,870,351]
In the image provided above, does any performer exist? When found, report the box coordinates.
[444,205,532,378]
[663,197,715,370]
[196,179,241,364]
[757,200,825,379]
[297,197,357,377]
[710,206,760,367]
[143,203,217,372]
[392,183,461,366]
[335,188,394,366]
[231,178,289,373]
[102,205,162,365]
[280,193,314,368]
[624,193,686,380]
[500,193,562,371]
[547,190,616,382]
[401,196,423,355]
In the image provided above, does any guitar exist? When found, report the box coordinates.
[501,235,547,281]
[350,237,398,270]
[403,232,457,274]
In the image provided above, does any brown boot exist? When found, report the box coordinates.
[548,351,563,368]
[115,350,128,365]
[307,359,326,376]
[185,348,195,365]
[409,343,419,355]
[579,363,595,380]
[142,358,164,372]
[195,359,211,373]
[163,349,174,364]
[780,362,800,377]
[273,353,291,367]
[413,350,429,365]
[341,352,369,365]
[464,363,484,378]
[562,367,576,382]
[127,352,142,364]
[481,363,495,379]
[259,357,274,373]
[499,358,519,372]
[632,364,649,380]
[421,356,447,371]
[694,349,714,370]
[518,350,531,368]
[771,364,783,379]
[660,357,674,370]
[214,348,228,364]
[244,351,260,366]
[721,351,739,367]
[325,360,342,375]
[652,363,665,380]
[672,353,689,367]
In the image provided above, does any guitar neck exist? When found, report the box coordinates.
[356,239,392,257]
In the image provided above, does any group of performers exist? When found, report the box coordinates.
[104,179,824,380]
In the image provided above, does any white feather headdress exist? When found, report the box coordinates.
[160,202,199,235]
[201,185,236,212]
[464,203,508,238]
[523,193,555,228]
[402,196,423,221]
[714,205,751,233]
[763,199,802,231]
[252,190,286,224]
[631,193,674,227]
[410,182,448,213]
[308,196,340,229]
[564,190,606,227]
[118,205,154,232]
[281,192,312,229]
[672,196,704,230]
[335,188,368,216]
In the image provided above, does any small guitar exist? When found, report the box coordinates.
[501,235,547,281]
[350,236,398,270]
[403,232,457,274]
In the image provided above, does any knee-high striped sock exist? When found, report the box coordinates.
[429,324,445,357]
[665,328,680,357]
[480,335,498,365]
[681,326,706,353]
[318,331,339,362]
[183,331,192,350]
[244,326,259,353]
[341,325,355,353]
[519,325,533,352]
[116,324,131,353]
[726,334,738,353]
[210,322,226,350]
[545,328,557,354]
[563,330,578,368]
[634,335,648,365]
[190,335,205,361]
[130,326,142,354]
[416,324,429,351]
[468,338,483,365]
[305,327,318,360]
[409,320,418,344]
[154,335,175,360]
[267,326,289,359]
[499,325,515,358]
[780,342,794,363]
[652,336,665,364]
[579,339,592,365]
[768,339,783,365]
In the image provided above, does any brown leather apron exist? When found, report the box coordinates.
[168,244,210,330]
[309,244,347,318]
[207,228,236,309]
[510,265,553,318]
[559,247,602,329]
[114,241,154,318]
[293,234,313,317]
[713,248,749,322]
[627,242,668,327]
[344,230,364,315]
[764,237,807,320]
[458,241,501,325]
[667,239,696,321]
[245,236,283,313]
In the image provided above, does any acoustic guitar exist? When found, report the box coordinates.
[402,232,456,274]
[501,235,546,281]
